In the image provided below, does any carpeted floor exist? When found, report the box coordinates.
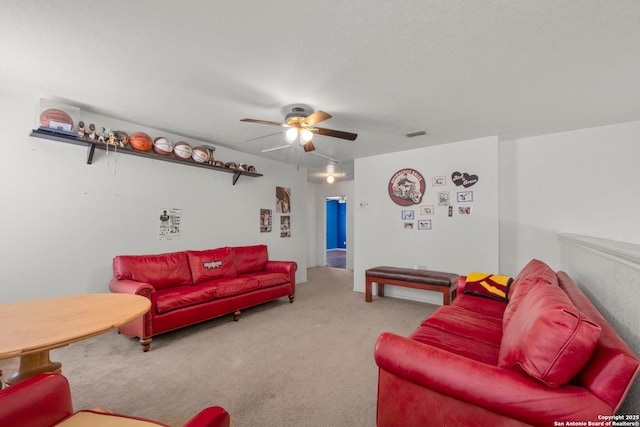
[326,249,347,268]
[0,267,436,427]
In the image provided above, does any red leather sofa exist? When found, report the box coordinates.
[0,372,230,427]
[374,259,639,426]
[110,244,296,351]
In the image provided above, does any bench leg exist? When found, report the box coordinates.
[366,278,385,302]
[443,290,451,306]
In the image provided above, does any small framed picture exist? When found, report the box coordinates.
[458,206,472,215]
[403,222,414,229]
[438,191,450,206]
[432,176,446,186]
[457,191,473,202]
[280,215,291,237]
[418,220,432,230]
[419,205,435,215]
[401,210,415,220]
[260,209,272,232]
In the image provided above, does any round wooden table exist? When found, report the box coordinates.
[0,293,150,385]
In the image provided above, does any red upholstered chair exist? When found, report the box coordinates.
[0,373,230,427]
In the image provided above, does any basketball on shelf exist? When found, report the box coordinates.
[173,141,192,160]
[39,108,74,129]
[152,137,173,155]
[191,146,210,163]
[129,132,153,151]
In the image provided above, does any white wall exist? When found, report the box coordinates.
[499,121,640,413]
[354,136,500,304]
[499,120,640,275]
[0,88,307,303]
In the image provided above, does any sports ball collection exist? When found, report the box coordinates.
[61,117,255,172]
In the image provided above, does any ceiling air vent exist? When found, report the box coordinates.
[405,129,427,138]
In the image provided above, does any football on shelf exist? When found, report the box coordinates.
[39,108,74,130]
[191,146,211,163]
[152,137,173,155]
[173,141,192,160]
[129,132,153,151]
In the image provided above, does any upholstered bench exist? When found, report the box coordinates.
[365,266,459,305]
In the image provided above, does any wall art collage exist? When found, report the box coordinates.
[260,186,291,237]
[388,169,479,230]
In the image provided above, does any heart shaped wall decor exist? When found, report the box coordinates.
[451,171,479,188]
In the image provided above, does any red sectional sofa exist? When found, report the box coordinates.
[110,244,296,351]
[374,259,639,426]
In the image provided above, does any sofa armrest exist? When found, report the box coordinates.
[0,373,73,427]
[374,332,612,425]
[456,275,467,293]
[182,406,230,427]
[264,260,297,275]
[109,278,155,297]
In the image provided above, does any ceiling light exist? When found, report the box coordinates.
[300,129,313,143]
[285,127,298,142]
[326,175,335,184]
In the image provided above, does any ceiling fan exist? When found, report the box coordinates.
[240,105,357,153]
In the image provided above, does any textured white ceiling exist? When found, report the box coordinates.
[2,1,640,183]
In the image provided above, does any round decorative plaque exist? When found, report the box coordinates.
[388,168,426,206]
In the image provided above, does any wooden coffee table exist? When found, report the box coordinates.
[0,293,150,385]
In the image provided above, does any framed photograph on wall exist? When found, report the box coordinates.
[438,191,451,206]
[418,220,432,230]
[419,205,435,215]
[276,186,291,213]
[280,215,291,237]
[457,191,474,202]
[260,209,272,232]
[401,210,415,220]
[432,176,446,186]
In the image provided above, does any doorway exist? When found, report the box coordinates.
[326,196,347,269]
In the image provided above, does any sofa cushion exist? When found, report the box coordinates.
[200,277,260,298]
[239,272,289,289]
[233,245,269,275]
[462,272,512,302]
[451,294,506,319]
[502,259,558,328]
[410,324,500,365]
[422,304,503,347]
[113,252,192,290]
[155,284,218,314]
[187,247,237,284]
[498,283,601,388]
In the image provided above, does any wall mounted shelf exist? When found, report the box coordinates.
[30,128,262,185]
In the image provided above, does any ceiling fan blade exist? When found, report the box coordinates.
[240,118,282,126]
[261,145,291,153]
[245,131,283,142]
[315,127,358,141]
[303,110,332,127]
[302,141,316,152]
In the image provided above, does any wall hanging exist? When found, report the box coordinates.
[388,168,425,205]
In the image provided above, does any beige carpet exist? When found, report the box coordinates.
[1,267,437,427]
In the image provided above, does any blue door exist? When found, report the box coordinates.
[326,199,347,249]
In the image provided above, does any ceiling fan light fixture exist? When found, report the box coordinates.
[285,127,298,142]
[326,175,335,184]
[300,128,313,143]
